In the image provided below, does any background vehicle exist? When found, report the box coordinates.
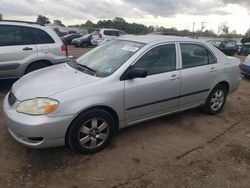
[0,20,67,79]
[218,40,237,56]
[91,28,126,45]
[61,33,82,45]
[3,36,241,154]
[71,34,94,47]
[240,54,250,78]
[237,42,250,56]
[207,39,237,56]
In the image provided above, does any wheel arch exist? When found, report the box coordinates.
[65,105,120,146]
[25,60,53,74]
[216,81,230,95]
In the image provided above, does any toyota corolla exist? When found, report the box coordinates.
[3,35,241,154]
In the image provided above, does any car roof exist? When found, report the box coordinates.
[117,35,194,44]
[0,21,46,29]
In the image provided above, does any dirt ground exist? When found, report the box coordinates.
[0,48,250,188]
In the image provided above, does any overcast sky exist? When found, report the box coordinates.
[0,0,249,34]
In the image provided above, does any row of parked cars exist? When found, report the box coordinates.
[206,39,250,57]
[61,28,126,47]
[0,20,246,155]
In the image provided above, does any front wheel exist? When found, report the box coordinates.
[202,85,227,115]
[67,109,115,154]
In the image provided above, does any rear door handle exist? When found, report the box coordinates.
[23,47,33,51]
[169,74,180,81]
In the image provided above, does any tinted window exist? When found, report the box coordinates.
[134,44,176,75]
[0,25,34,46]
[31,28,54,44]
[180,44,216,68]
[104,30,119,36]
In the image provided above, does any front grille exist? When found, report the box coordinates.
[8,91,17,106]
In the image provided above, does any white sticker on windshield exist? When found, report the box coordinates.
[122,45,139,52]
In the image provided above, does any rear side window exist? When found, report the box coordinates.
[30,28,55,44]
[0,25,34,46]
[103,30,119,36]
[180,43,216,69]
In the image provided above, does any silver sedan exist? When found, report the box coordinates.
[3,35,241,154]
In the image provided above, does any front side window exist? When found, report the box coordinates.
[133,44,176,75]
[0,25,34,46]
[75,40,144,77]
[180,43,216,69]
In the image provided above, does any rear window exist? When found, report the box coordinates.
[30,28,55,44]
[0,25,34,46]
[104,30,119,36]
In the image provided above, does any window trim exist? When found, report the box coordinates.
[128,42,178,77]
[178,42,217,70]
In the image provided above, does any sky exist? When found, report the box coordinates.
[0,0,249,34]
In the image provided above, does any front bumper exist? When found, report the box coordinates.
[2,93,75,148]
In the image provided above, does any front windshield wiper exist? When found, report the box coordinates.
[76,62,96,76]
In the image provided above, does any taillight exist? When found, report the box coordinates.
[239,63,243,70]
[99,33,102,38]
[61,44,68,56]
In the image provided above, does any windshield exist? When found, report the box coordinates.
[76,40,145,77]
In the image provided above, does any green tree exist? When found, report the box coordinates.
[36,15,50,25]
[84,20,95,28]
[0,13,2,20]
[53,19,65,26]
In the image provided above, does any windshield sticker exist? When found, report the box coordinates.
[122,45,139,52]
[104,67,113,74]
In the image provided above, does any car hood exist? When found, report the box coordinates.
[12,63,101,101]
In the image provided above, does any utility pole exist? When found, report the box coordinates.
[201,22,206,31]
[192,22,195,32]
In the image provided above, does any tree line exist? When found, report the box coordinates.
[0,13,248,41]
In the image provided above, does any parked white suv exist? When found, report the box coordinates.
[0,21,68,79]
[91,28,126,45]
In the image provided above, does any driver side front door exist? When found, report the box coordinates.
[124,43,181,124]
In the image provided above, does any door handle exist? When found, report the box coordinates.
[23,47,33,51]
[169,74,180,81]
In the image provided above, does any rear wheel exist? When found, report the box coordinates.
[81,42,88,48]
[67,109,115,154]
[202,85,227,115]
[25,61,50,74]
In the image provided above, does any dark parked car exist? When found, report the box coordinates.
[237,43,250,56]
[218,40,237,56]
[61,33,82,45]
[71,34,94,47]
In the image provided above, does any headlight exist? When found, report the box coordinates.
[16,98,59,115]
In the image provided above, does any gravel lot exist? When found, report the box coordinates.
[0,48,249,188]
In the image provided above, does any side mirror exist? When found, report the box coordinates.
[121,67,148,80]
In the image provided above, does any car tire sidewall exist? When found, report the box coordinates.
[67,109,115,154]
[203,85,227,115]
[81,42,88,48]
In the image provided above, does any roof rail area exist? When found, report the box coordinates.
[0,20,45,26]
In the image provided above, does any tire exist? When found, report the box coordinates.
[81,42,88,48]
[202,85,227,115]
[67,108,115,154]
[25,61,50,74]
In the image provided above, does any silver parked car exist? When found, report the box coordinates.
[3,35,241,154]
[0,21,67,79]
